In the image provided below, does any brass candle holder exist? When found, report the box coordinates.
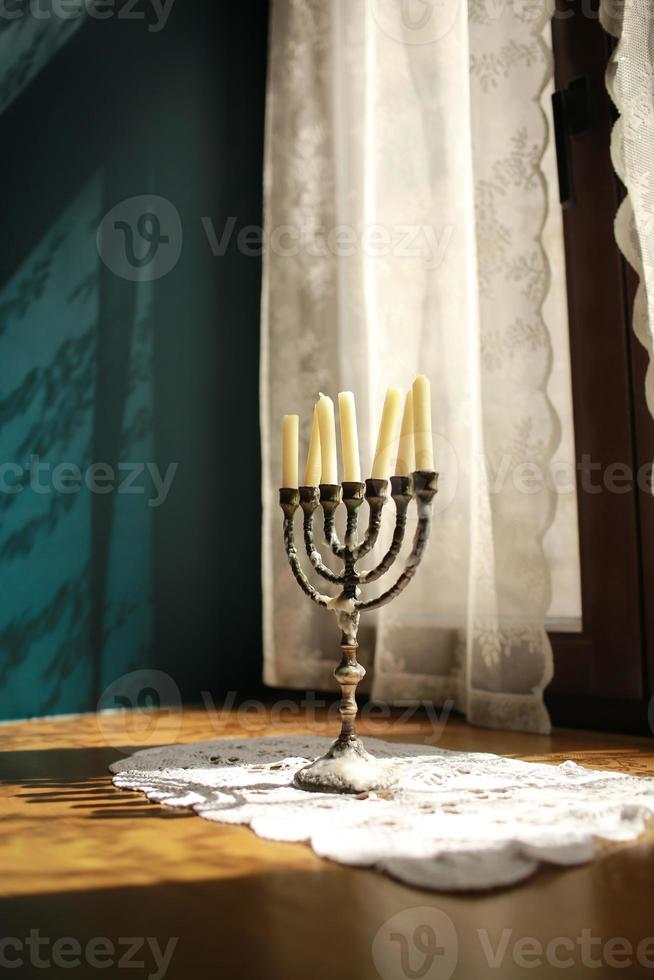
[279,470,438,793]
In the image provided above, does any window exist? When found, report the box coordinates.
[547,0,653,732]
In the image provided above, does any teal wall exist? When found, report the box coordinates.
[0,3,269,719]
[0,175,154,718]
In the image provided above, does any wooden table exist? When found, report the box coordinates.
[2,706,654,979]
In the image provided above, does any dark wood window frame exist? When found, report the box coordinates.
[547,0,653,734]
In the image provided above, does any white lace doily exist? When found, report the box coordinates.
[110,736,654,891]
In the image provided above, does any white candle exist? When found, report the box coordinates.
[371,387,403,480]
[338,391,361,482]
[394,389,415,477]
[412,374,434,470]
[303,405,322,486]
[282,414,299,488]
[317,393,338,484]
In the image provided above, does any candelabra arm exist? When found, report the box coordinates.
[359,476,412,584]
[356,472,438,612]
[300,487,343,584]
[320,484,345,558]
[280,490,330,608]
[342,481,364,552]
[353,479,388,561]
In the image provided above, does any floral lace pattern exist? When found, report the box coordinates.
[261,1,574,734]
[111,736,654,892]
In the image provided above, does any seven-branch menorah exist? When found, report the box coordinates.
[280,469,438,793]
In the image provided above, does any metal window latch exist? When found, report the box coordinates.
[552,75,593,209]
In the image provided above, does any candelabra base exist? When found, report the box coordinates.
[293,735,398,794]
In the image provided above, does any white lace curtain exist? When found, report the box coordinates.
[601,0,654,422]
[261,0,571,733]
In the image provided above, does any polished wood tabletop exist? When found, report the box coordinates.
[2,705,654,979]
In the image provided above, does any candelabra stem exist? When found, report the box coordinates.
[294,616,398,794]
[335,639,363,742]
